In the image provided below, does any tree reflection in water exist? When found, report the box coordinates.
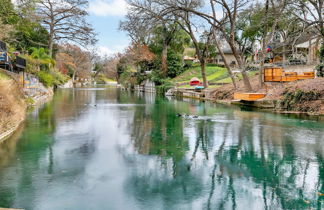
[124,94,324,210]
[0,89,322,210]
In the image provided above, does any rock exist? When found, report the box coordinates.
[165,88,175,96]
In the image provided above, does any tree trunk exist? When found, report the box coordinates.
[200,58,208,88]
[161,41,168,77]
[48,27,54,58]
[72,71,76,82]
[308,39,312,64]
[227,39,252,91]
[315,37,321,63]
[259,38,267,89]
[282,45,286,64]
[214,36,237,88]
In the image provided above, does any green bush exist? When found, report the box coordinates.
[95,74,108,84]
[319,42,324,63]
[316,43,324,77]
[37,71,54,87]
[167,50,185,78]
[119,70,137,88]
[51,70,69,85]
[25,97,35,105]
[184,60,194,68]
[155,79,173,94]
[316,64,324,77]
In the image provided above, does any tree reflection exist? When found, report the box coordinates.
[0,89,323,209]
[126,96,324,209]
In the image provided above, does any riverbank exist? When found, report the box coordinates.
[0,71,53,142]
[0,76,26,141]
[172,76,324,116]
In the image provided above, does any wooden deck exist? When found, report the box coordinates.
[234,93,266,101]
[264,67,314,82]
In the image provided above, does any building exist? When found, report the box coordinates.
[214,48,238,67]
[267,29,322,65]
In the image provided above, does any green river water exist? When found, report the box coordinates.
[0,87,323,210]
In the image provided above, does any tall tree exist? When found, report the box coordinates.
[34,0,97,57]
[174,12,212,88]
[119,12,154,45]
[125,0,182,77]
[160,0,253,91]
[60,44,92,80]
[257,0,288,87]
[292,0,324,38]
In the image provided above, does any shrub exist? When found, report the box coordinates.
[155,79,173,94]
[119,70,137,88]
[25,97,35,105]
[95,74,108,84]
[316,43,324,77]
[316,64,324,77]
[167,50,185,78]
[37,71,54,87]
[245,66,259,71]
[184,60,194,68]
[319,42,324,63]
[51,70,69,86]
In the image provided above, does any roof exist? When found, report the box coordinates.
[183,56,195,60]
[269,28,320,50]
[190,77,200,82]
[220,47,234,54]
[296,37,319,48]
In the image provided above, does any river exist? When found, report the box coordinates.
[0,87,323,210]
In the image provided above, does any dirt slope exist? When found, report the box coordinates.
[0,77,26,134]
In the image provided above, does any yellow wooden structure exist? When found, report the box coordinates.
[264,67,314,82]
[297,72,315,80]
[234,92,266,101]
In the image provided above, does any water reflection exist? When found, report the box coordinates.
[0,87,323,210]
[127,93,324,209]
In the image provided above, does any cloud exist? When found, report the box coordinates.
[98,45,127,57]
[88,0,127,16]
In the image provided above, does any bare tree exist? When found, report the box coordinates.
[35,0,97,57]
[174,12,212,88]
[212,31,237,88]
[208,0,253,91]
[60,43,92,80]
[119,12,154,45]
[160,0,253,91]
[258,0,288,87]
[125,0,181,77]
[292,0,324,38]
[103,56,119,81]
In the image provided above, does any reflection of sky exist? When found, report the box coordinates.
[0,89,323,209]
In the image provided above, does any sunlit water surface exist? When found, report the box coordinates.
[0,87,323,210]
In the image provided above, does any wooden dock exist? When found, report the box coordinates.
[234,92,266,101]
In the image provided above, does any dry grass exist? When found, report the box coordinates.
[0,78,26,134]
[267,78,324,113]
[267,77,324,98]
